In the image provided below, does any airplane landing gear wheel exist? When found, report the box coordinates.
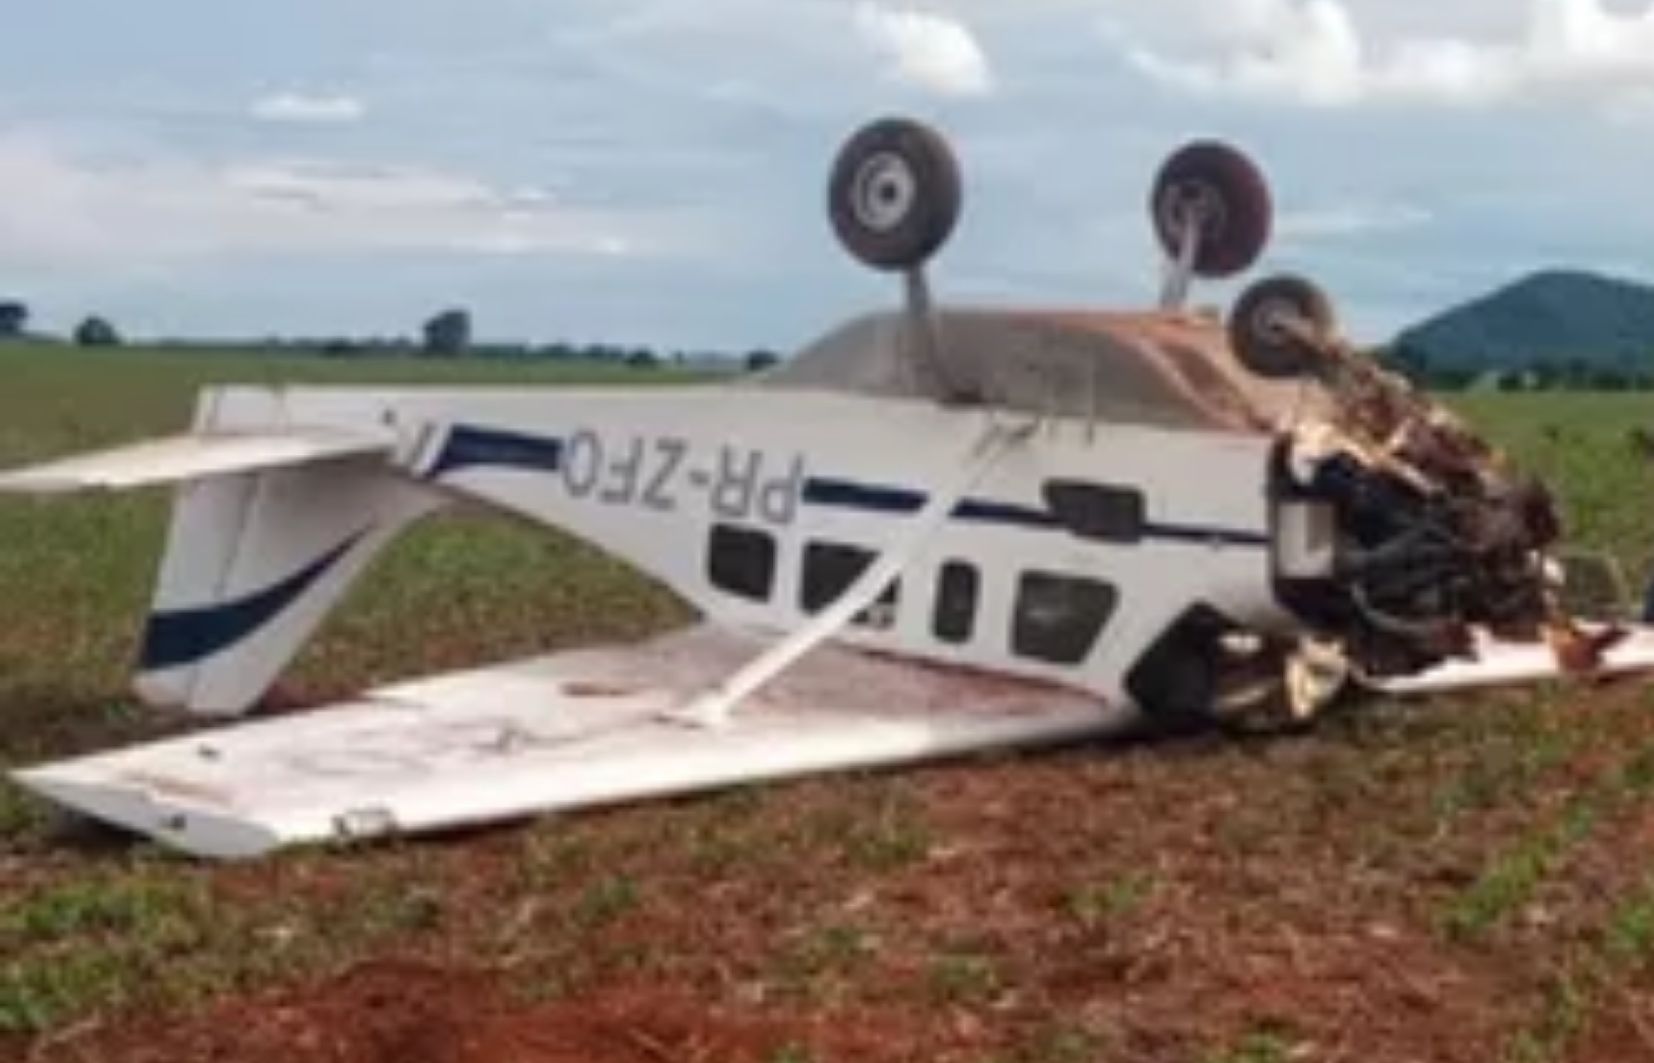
[1128,611,1348,737]
[1151,141,1272,279]
[1228,274,1337,380]
[829,118,962,272]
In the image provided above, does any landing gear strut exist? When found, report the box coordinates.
[1150,142,1273,311]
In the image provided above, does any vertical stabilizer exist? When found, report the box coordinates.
[135,458,441,715]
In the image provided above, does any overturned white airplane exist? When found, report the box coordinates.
[6,118,1652,859]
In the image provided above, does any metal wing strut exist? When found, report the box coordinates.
[673,419,1036,728]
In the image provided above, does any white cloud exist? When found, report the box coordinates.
[853,3,995,98]
[1118,0,1654,108]
[1604,85,1654,123]
[0,136,671,268]
[249,92,368,124]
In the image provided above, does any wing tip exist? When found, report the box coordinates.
[10,766,282,860]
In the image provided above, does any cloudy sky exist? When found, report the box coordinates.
[5,0,1654,350]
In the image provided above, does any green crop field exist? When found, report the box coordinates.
[1454,392,1654,581]
[2,345,1654,1063]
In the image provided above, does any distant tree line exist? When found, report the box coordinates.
[0,300,26,339]
[1484,361,1654,393]
[1384,344,1654,393]
[0,297,782,373]
[0,299,120,349]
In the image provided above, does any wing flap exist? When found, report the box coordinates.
[0,429,394,494]
[13,627,1124,859]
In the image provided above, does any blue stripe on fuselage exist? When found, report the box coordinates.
[429,426,565,480]
[955,499,1063,531]
[803,476,1267,549]
[802,479,923,514]
[418,428,1268,549]
[1142,523,1271,549]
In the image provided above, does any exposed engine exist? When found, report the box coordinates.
[1239,276,1585,685]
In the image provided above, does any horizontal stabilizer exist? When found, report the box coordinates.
[0,429,394,494]
[12,627,1124,859]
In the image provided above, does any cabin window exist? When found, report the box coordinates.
[708,526,777,603]
[1043,481,1147,544]
[933,561,980,645]
[1013,572,1118,666]
[801,542,899,629]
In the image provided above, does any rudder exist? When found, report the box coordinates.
[135,458,441,715]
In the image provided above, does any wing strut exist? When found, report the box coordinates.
[672,419,1036,729]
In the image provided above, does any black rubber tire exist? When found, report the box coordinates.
[1150,141,1272,279]
[1126,609,1227,736]
[828,118,962,272]
[1228,274,1336,380]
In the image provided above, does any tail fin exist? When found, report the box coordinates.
[135,458,440,715]
[0,384,442,716]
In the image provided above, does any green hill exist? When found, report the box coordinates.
[1392,269,1654,378]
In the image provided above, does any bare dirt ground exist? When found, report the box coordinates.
[13,677,1654,1063]
[49,963,813,1063]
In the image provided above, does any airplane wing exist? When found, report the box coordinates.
[12,626,1128,859]
[1378,627,1654,697]
[0,429,394,494]
[20,624,1654,860]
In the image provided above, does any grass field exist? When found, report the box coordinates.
[3,346,1654,1062]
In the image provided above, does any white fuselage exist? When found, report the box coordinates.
[249,383,1290,709]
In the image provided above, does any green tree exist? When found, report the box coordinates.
[745,349,781,373]
[422,308,472,357]
[73,316,121,347]
[0,300,28,338]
